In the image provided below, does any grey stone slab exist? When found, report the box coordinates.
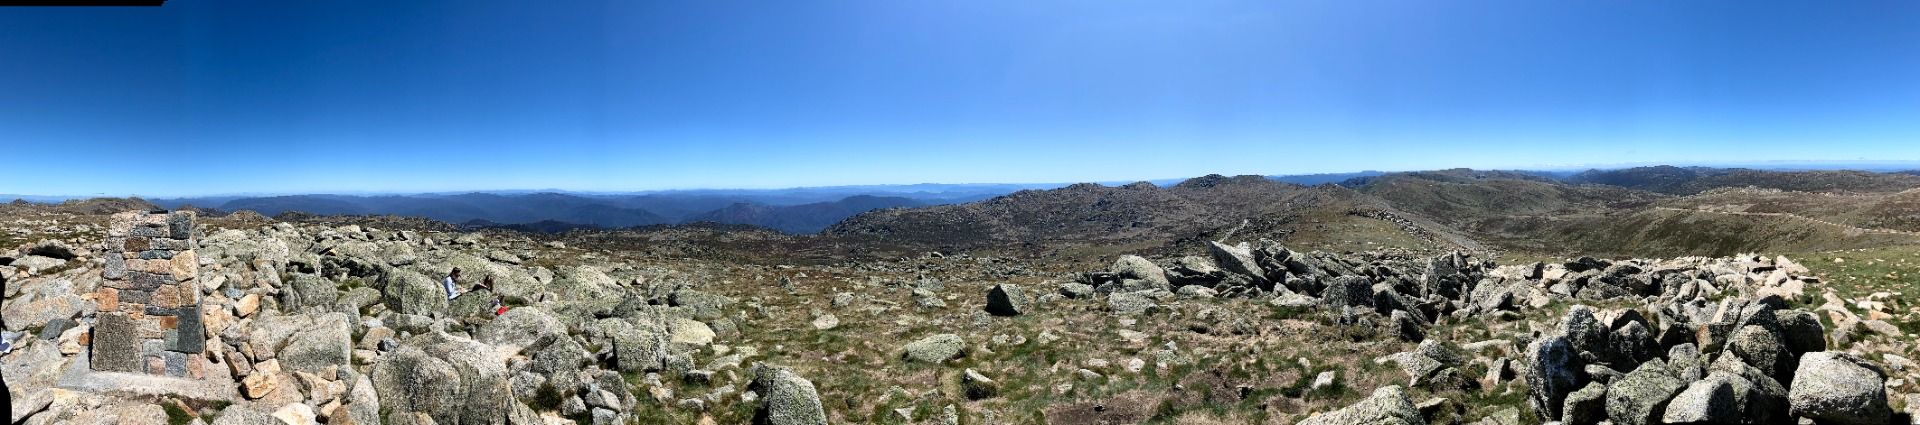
[103,252,126,280]
[167,213,193,239]
[138,250,174,260]
[41,318,76,340]
[91,312,141,372]
[162,351,188,377]
[172,304,204,353]
[151,238,194,250]
[129,225,166,238]
[119,289,152,304]
[128,272,175,291]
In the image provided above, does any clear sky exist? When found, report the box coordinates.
[4,1,1920,197]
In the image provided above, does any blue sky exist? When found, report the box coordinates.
[3,1,1919,197]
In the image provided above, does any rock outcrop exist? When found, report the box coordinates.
[750,364,828,425]
[370,332,513,424]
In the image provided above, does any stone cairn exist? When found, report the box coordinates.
[91,210,207,377]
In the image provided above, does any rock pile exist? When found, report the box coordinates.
[1098,241,1895,425]
[1523,296,1891,425]
[1090,239,1495,342]
[1,212,825,425]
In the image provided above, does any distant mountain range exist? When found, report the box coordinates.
[143,191,943,234]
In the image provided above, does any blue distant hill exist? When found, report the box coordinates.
[141,184,1029,233]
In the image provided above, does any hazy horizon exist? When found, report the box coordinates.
[7,159,1920,199]
[6,1,1920,197]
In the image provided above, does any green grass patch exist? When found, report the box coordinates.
[161,401,194,425]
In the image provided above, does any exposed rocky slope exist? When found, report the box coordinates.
[4,194,1919,424]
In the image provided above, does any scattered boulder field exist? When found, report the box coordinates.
[1078,240,1906,424]
[1,208,1916,424]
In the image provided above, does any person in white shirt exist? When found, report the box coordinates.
[443,268,462,300]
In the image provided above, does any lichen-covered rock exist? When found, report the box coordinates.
[1297,386,1423,425]
[668,288,735,321]
[1422,252,1470,300]
[1604,362,1685,425]
[1788,351,1891,425]
[281,274,340,313]
[1775,309,1827,354]
[1660,376,1736,424]
[1707,354,1792,425]
[477,306,564,348]
[248,312,352,374]
[278,313,352,374]
[1467,278,1516,312]
[1058,282,1095,299]
[903,333,966,363]
[1727,325,1792,383]
[1525,335,1584,421]
[1391,310,1424,342]
[1559,305,1607,358]
[667,316,715,345]
[335,286,381,313]
[370,332,513,425]
[1317,276,1369,309]
[346,372,381,425]
[552,265,623,302]
[531,337,592,391]
[2,287,88,332]
[1106,292,1158,315]
[984,283,1027,316]
[381,268,449,316]
[1166,255,1228,287]
[1562,382,1607,425]
[1205,241,1267,285]
[1110,255,1170,292]
[1606,320,1657,366]
[598,317,667,372]
[750,364,828,425]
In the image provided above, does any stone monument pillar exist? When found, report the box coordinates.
[91,210,207,377]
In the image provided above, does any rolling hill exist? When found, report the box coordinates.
[819,166,1920,259]
[685,195,925,233]
[1565,165,1920,194]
